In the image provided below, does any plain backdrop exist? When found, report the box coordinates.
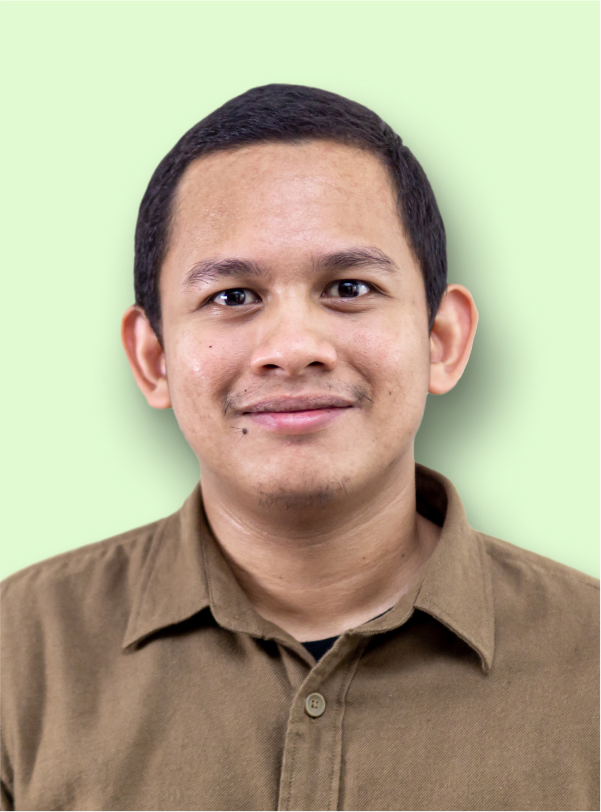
[1,1,598,578]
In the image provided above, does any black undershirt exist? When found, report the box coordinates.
[302,635,340,661]
[301,608,392,661]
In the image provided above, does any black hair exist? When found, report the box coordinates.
[134,84,447,340]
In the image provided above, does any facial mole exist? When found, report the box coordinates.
[242,428,248,435]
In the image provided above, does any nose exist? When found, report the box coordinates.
[249,302,337,378]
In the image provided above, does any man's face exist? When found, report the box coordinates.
[159,140,432,509]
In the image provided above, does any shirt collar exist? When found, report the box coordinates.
[123,465,495,673]
[122,490,211,648]
[414,465,495,673]
[353,465,495,673]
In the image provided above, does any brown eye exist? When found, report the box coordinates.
[324,280,371,298]
[211,288,261,306]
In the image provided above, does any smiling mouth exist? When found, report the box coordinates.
[242,396,354,415]
[239,396,354,434]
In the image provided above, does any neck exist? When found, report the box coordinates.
[200,457,440,642]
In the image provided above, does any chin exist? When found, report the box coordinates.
[254,475,351,512]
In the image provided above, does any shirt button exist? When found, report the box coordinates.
[305,692,326,718]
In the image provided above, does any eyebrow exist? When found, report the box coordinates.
[313,247,398,274]
[184,257,264,288]
[183,246,398,289]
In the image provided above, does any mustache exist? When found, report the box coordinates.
[223,382,373,416]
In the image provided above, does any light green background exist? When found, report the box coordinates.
[1,1,598,579]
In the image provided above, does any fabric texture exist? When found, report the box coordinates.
[1,465,599,811]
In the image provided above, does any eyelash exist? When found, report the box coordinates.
[208,279,374,307]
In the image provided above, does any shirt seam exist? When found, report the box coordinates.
[484,546,599,590]
[1,525,160,589]
[282,719,300,812]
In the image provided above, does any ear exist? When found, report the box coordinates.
[429,284,478,395]
[121,305,172,409]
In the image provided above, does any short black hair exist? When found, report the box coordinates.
[134,84,447,341]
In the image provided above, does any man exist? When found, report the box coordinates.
[1,85,598,811]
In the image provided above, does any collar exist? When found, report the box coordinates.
[123,465,495,673]
[353,465,495,673]
[414,465,495,673]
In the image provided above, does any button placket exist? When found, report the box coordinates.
[277,635,368,811]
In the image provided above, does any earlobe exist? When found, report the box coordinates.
[428,285,478,395]
[121,306,172,409]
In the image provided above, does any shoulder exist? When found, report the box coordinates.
[481,531,598,600]
[1,518,165,645]
[0,516,176,756]
[2,518,163,589]
[478,531,599,663]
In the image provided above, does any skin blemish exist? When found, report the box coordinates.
[242,428,248,435]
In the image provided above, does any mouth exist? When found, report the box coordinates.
[240,395,354,435]
[243,395,354,414]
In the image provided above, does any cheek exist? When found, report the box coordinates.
[343,318,431,403]
[165,331,244,432]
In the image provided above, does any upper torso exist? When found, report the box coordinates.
[1,466,599,811]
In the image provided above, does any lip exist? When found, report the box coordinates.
[242,395,354,414]
[241,395,354,435]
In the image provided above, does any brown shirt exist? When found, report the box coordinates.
[1,466,599,811]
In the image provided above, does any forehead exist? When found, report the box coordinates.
[167,140,405,261]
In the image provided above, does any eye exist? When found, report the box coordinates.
[323,280,372,299]
[210,288,261,307]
